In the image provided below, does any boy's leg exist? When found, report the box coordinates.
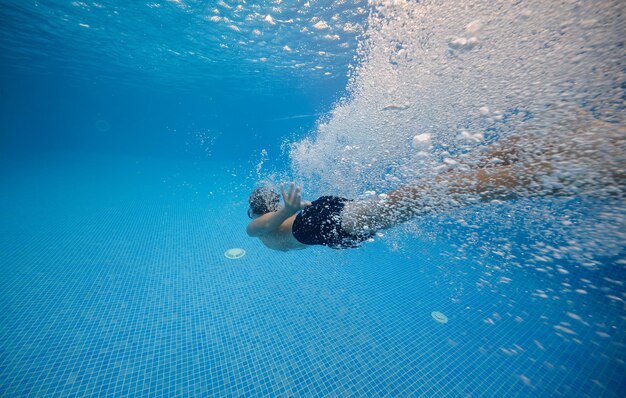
[341,109,624,236]
[341,162,544,235]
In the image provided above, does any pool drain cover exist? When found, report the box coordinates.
[224,248,246,259]
[431,311,448,324]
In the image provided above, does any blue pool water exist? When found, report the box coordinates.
[1,1,625,397]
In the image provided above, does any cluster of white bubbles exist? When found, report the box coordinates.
[284,3,626,368]
[288,0,624,261]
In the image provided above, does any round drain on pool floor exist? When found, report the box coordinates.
[431,311,448,324]
[224,248,246,259]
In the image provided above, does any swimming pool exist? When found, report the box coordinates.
[1,1,624,397]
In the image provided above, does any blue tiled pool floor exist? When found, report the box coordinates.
[1,153,624,397]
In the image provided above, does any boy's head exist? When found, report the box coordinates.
[248,186,280,218]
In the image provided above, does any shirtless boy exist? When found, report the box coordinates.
[247,111,624,252]
[246,162,544,251]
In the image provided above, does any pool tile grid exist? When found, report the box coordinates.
[2,159,625,397]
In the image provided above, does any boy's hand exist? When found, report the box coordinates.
[281,182,302,215]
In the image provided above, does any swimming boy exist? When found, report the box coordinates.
[246,155,545,251]
[247,111,624,252]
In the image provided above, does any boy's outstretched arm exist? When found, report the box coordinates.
[246,183,309,237]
